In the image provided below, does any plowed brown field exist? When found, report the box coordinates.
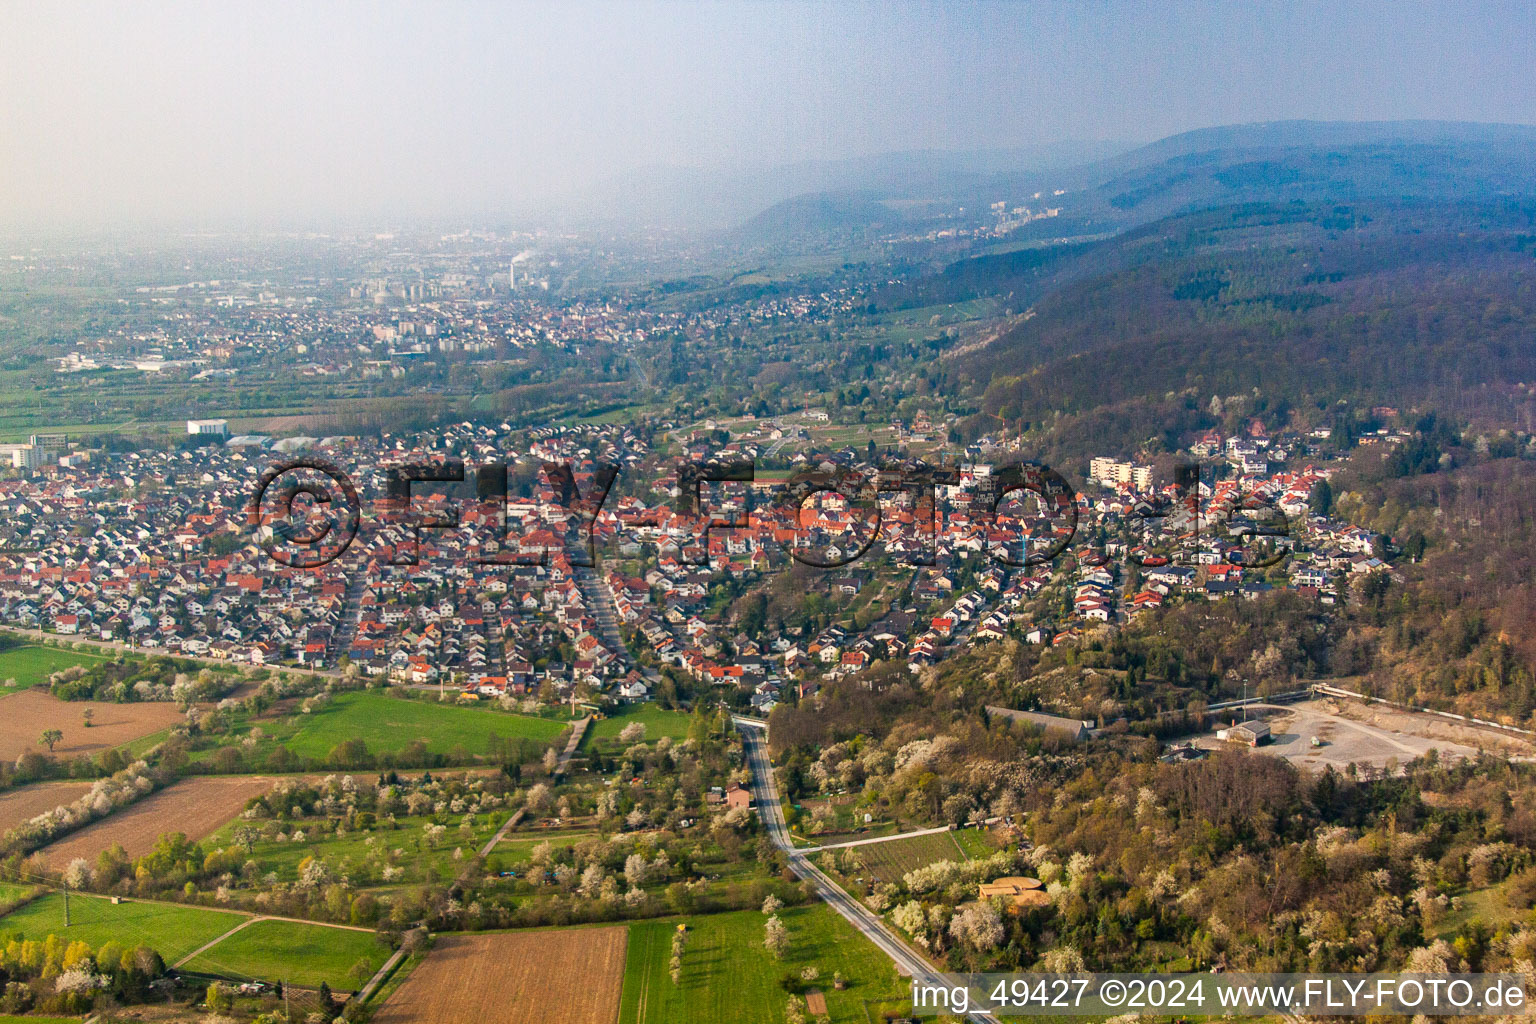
[38,776,276,865]
[0,690,182,762]
[372,928,627,1024]
[0,781,94,833]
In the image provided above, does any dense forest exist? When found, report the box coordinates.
[1334,453,1536,720]
[954,201,1536,465]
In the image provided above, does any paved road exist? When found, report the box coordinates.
[356,945,407,1004]
[477,806,528,858]
[329,571,369,662]
[735,718,1000,1024]
[569,560,660,682]
[469,716,585,863]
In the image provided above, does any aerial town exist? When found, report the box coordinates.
[3,7,1536,1021]
[0,405,1389,722]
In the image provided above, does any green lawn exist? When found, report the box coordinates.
[0,881,37,903]
[186,918,388,990]
[1435,878,1527,939]
[0,1016,82,1023]
[0,643,112,694]
[619,904,909,1024]
[590,705,697,746]
[484,831,594,873]
[0,894,243,964]
[283,691,566,759]
[123,726,176,759]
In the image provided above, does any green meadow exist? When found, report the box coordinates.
[282,691,566,759]
[0,894,242,965]
[185,918,387,990]
[619,904,908,1024]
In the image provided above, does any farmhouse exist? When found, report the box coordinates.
[724,782,752,811]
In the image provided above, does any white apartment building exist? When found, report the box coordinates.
[1089,457,1152,490]
[0,443,41,470]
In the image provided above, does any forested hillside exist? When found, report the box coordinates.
[950,201,1536,466]
[1334,452,1536,720]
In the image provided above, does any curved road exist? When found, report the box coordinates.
[735,718,1000,1024]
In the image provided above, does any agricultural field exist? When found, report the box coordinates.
[620,905,908,1024]
[0,780,93,834]
[0,689,183,762]
[838,830,972,886]
[0,642,112,694]
[372,927,627,1024]
[0,892,243,964]
[185,917,387,990]
[38,775,277,865]
[282,691,567,759]
[588,705,697,747]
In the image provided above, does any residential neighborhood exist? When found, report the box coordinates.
[0,413,1389,721]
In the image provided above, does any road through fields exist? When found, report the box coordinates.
[735,717,1001,1024]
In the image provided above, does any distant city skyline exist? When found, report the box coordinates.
[2,0,1535,233]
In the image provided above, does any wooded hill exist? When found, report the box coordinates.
[935,200,1536,466]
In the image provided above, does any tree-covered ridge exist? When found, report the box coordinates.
[955,201,1536,464]
[1333,454,1536,721]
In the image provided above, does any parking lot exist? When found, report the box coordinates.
[1188,699,1505,772]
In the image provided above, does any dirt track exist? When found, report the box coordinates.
[371,928,627,1024]
[1322,698,1534,756]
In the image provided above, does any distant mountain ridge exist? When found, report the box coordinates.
[1059,120,1536,228]
[942,199,1536,466]
[731,191,904,243]
[571,140,1129,230]
[1069,119,1536,180]
[726,119,1536,244]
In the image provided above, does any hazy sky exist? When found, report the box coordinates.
[3,0,1535,232]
